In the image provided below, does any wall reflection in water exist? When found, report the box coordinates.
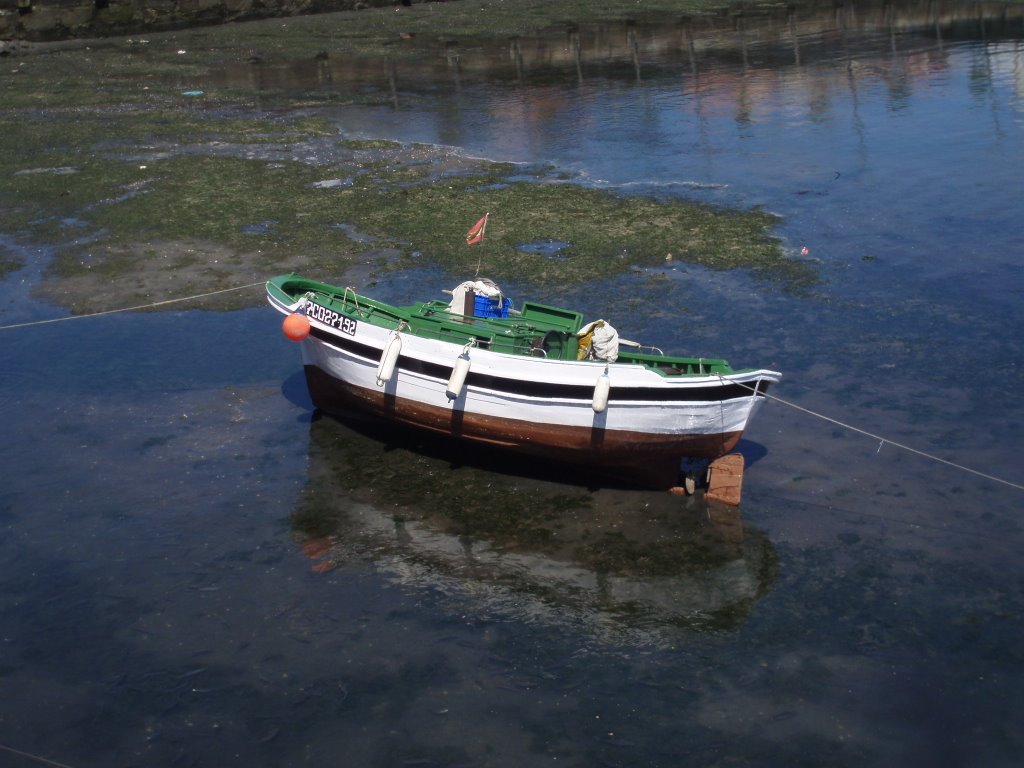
[206,0,1024,105]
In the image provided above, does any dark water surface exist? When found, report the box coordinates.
[2,2,1024,766]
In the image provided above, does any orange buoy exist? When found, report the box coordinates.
[282,313,311,341]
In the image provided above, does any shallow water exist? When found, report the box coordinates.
[2,1,1024,766]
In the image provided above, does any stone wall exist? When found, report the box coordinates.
[0,0,403,41]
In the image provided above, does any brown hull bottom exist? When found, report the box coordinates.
[304,365,742,489]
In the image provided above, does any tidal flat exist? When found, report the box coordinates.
[0,0,815,314]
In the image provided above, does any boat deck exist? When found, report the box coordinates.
[268,274,734,376]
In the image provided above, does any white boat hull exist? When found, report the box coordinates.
[271,292,780,484]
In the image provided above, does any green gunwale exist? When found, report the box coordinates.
[268,273,735,376]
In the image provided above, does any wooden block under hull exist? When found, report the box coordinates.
[705,453,745,506]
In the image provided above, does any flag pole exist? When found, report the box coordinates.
[467,212,489,277]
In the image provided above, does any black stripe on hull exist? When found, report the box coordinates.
[303,365,743,488]
[309,326,771,404]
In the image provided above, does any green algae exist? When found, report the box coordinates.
[338,174,799,284]
[0,0,817,314]
[1,110,813,311]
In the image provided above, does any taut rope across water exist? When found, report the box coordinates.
[0,280,1018,492]
[0,281,266,331]
[723,374,1024,493]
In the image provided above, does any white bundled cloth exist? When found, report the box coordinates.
[577,319,619,362]
[447,279,503,314]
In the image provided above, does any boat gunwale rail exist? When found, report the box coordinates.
[272,276,747,373]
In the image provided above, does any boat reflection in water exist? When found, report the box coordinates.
[292,410,777,638]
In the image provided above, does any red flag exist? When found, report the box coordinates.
[466,213,488,245]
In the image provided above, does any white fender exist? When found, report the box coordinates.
[376,331,402,386]
[592,370,610,413]
[447,353,471,401]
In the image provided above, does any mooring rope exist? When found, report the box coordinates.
[727,375,1024,492]
[0,743,76,768]
[1,284,1019,492]
[0,281,266,331]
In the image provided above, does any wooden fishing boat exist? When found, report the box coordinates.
[267,273,781,488]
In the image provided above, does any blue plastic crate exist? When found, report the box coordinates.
[474,294,511,318]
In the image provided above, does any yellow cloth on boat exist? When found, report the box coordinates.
[576,319,618,362]
[576,320,602,360]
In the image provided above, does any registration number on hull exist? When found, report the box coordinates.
[307,302,357,336]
